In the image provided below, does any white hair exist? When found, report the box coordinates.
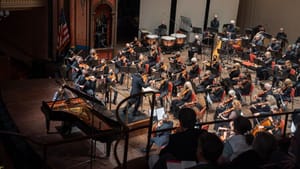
[229,89,236,97]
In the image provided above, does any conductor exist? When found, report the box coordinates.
[123,70,153,116]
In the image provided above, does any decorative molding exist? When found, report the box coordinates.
[0,0,46,10]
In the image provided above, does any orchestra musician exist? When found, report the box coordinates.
[251,95,278,123]
[85,48,99,68]
[156,72,169,107]
[221,63,241,93]
[214,99,242,131]
[147,45,159,67]
[106,69,118,104]
[169,51,184,74]
[170,81,194,118]
[273,60,296,87]
[123,70,154,116]
[141,113,173,152]
[195,70,215,93]
[189,57,201,80]
[82,75,97,96]
[206,85,225,105]
[214,89,237,124]
[210,14,220,31]
[74,69,88,90]
[70,56,84,81]
[114,52,129,85]
[188,35,202,61]
[255,51,273,81]
[276,27,288,49]
[96,59,109,76]
[252,82,273,104]
[234,73,252,102]
[267,38,281,53]
[224,20,237,39]
[136,53,146,73]
[206,55,221,76]
[273,78,293,108]
[153,57,168,74]
[171,64,188,96]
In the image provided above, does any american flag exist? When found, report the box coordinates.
[57,9,70,52]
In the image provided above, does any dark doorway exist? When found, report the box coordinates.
[117,0,140,43]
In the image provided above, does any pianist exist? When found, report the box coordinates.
[52,86,70,101]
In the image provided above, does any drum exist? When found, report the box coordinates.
[252,118,273,136]
[161,36,176,47]
[171,33,186,45]
[141,29,150,40]
[146,34,159,45]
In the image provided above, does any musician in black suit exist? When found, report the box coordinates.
[157,72,169,107]
[210,14,220,31]
[255,51,273,81]
[170,81,193,118]
[123,70,152,116]
[276,27,288,49]
[188,35,202,61]
[189,57,200,80]
[151,108,204,169]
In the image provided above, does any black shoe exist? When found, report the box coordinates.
[112,99,117,105]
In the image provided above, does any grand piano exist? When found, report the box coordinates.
[41,85,121,157]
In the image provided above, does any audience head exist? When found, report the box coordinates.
[253,131,277,161]
[233,116,252,135]
[214,14,218,18]
[178,107,196,129]
[197,132,224,164]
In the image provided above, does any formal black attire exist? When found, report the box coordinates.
[153,129,203,169]
[256,57,272,80]
[158,80,169,107]
[170,90,192,118]
[210,18,220,30]
[188,39,202,60]
[189,64,200,79]
[125,73,149,115]
[83,79,96,96]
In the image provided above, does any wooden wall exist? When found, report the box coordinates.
[237,0,300,43]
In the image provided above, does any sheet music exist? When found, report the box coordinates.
[142,86,158,93]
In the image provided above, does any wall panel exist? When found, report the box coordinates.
[175,0,206,32]
[237,0,300,43]
[209,0,240,32]
[139,0,171,34]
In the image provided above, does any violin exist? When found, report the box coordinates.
[219,97,234,107]
[218,107,234,120]
[79,63,90,70]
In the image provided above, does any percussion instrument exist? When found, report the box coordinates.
[146,34,159,45]
[171,33,186,45]
[141,29,150,39]
[252,118,273,136]
[161,36,176,47]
